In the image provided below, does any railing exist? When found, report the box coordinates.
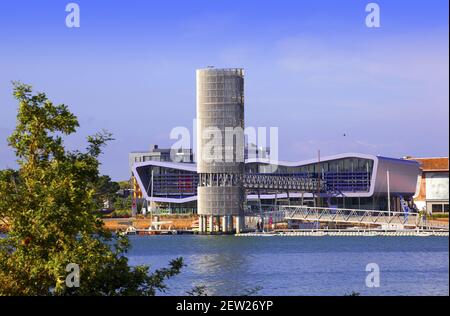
[420,221,450,230]
[243,174,325,192]
[282,206,419,227]
[246,205,433,228]
[146,171,373,198]
[147,207,196,216]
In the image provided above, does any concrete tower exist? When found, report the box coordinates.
[196,68,245,233]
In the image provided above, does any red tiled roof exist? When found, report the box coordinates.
[406,157,449,172]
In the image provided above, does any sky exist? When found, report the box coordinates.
[0,0,448,180]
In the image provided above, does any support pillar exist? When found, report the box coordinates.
[228,216,234,232]
[222,216,229,233]
[216,216,221,232]
[203,216,208,233]
[201,215,207,234]
[208,216,214,233]
[235,215,244,233]
[199,216,205,234]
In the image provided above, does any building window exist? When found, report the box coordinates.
[432,204,444,213]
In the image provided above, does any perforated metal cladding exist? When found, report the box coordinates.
[196,68,245,174]
[197,186,245,215]
[196,68,245,216]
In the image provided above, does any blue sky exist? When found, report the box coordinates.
[0,0,448,180]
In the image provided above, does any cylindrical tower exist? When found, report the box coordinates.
[196,68,245,232]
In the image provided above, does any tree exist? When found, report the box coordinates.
[94,175,121,209]
[118,180,132,190]
[0,82,183,296]
[113,195,133,212]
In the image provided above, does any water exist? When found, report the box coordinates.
[127,235,449,296]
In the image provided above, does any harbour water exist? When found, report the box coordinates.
[127,235,449,296]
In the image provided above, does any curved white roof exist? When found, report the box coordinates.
[132,153,420,202]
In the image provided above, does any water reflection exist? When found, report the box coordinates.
[187,252,253,296]
[126,236,449,296]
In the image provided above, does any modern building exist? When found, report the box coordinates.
[196,68,246,232]
[129,143,269,203]
[132,153,421,214]
[129,144,193,173]
[130,67,422,232]
[406,157,449,213]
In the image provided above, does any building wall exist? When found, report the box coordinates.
[196,68,245,216]
[132,156,421,213]
[424,171,449,212]
[196,68,245,174]
[373,157,421,196]
[132,176,142,200]
[197,186,245,216]
[129,145,193,176]
[425,172,449,200]
[406,157,449,213]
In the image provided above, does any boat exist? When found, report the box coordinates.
[121,220,178,236]
[139,220,178,235]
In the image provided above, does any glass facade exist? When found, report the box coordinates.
[137,157,375,199]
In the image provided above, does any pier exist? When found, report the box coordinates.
[236,229,449,237]
[249,205,449,230]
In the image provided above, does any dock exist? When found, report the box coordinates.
[235,229,449,237]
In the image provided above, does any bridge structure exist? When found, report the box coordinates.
[149,172,326,198]
[247,205,449,230]
[243,173,324,192]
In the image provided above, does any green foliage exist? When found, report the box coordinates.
[0,82,183,296]
[94,175,120,209]
[117,180,132,190]
[113,196,133,213]
[430,213,449,219]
